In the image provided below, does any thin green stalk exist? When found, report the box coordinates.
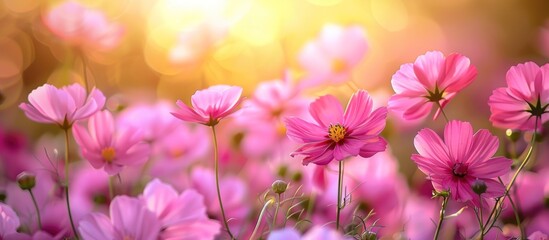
[211,126,235,239]
[81,55,89,96]
[483,118,538,237]
[478,195,484,240]
[108,176,115,200]
[435,101,449,123]
[433,195,449,240]
[507,192,524,239]
[64,128,78,238]
[336,160,344,230]
[28,189,42,230]
[250,198,274,240]
[272,193,281,228]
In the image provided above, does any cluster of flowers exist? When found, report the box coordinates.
[1,1,549,239]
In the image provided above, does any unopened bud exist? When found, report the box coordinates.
[505,129,521,142]
[271,180,288,194]
[361,231,377,240]
[472,179,487,195]
[17,172,36,190]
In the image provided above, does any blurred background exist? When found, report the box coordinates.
[1,0,549,178]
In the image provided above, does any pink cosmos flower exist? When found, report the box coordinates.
[412,121,512,205]
[388,51,477,120]
[78,196,161,240]
[488,62,549,131]
[141,179,221,239]
[285,90,387,165]
[298,24,368,89]
[72,110,150,175]
[171,85,243,126]
[0,203,20,238]
[43,1,125,51]
[19,83,105,128]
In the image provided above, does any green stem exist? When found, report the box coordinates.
[507,192,524,239]
[435,101,449,123]
[64,129,78,239]
[336,160,344,230]
[28,189,42,230]
[108,176,115,200]
[272,193,280,228]
[81,55,89,96]
[433,196,449,240]
[211,126,235,239]
[250,198,274,240]
[483,118,538,237]
[478,195,484,240]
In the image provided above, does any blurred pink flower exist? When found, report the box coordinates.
[267,226,346,240]
[236,77,309,157]
[388,51,477,120]
[19,83,105,128]
[412,121,511,206]
[488,62,549,131]
[141,179,220,240]
[285,90,387,165]
[0,203,20,238]
[298,24,368,89]
[190,168,249,234]
[78,196,161,240]
[172,85,243,126]
[73,110,150,175]
[42,0,125,51]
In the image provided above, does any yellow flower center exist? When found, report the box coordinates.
[331,59,347,73]
[328,124,346,143]
[101,147,116,163]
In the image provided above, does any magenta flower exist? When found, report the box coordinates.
[298,24,368,89]
[388,51,477,120]
[141,179,221,240]
[412,121,512,205]
[488,62,549,131]
[171,85,243,126]
[73,110,150,175]
[0,203,20,238]
[285,90,387,165]
[19,83,105,128]
[43,1,125,51]
[78,196,161,240]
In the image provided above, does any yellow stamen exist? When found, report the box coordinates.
[328,124,346,142]
[101,147,116,163]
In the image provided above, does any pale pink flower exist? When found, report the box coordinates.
[78,196,161,240]
[268,226,346,240]
[141,179,221,240]
[42,1,124,51]
[0,203,20,238]
[488,62,549,131]
[298,24,368,89]
[412,121,511,205]
[285,90,387,165]
[172,85,243,126]
[19,83,105,128]
[388,51,477,120]
[73,110,150,175]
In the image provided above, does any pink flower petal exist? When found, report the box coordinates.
[444,121,473,162]
[309,95,344,128]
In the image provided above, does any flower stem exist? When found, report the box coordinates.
[108,176,115,200]
[64,129,78,239]
[483,118,538,237]
[272,193,281,228]
[336,160,344,230]
[433,195,449,240]
[211,126,235,239]
[28,189,42,230]
[81,55,89,96]
[250,198,274,240]
[478,194,484,240]
[435,101,449,123]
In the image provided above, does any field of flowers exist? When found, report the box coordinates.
[1,0,549,239]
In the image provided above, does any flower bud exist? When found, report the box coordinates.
[361,231,377,240]
[505,129,521,142]
[17,172,36,190]
[271,180,288,194]
[472,179,487,195]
